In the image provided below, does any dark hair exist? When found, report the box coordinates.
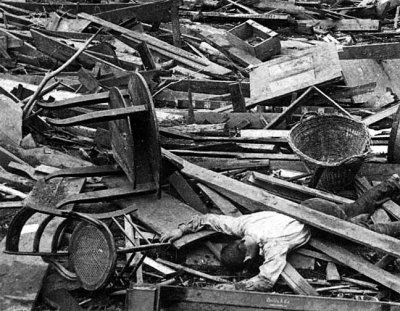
[220,240,246,271]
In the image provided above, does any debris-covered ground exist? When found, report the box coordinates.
[3,0,400,309]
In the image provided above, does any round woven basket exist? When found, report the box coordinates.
[288,114,371,191]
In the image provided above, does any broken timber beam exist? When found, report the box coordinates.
[162,149,400,259]
[309,238,400,294]
[78,13,231,77]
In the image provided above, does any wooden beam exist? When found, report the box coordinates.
[339,42,400,60]
[247,172,353,204]
[168,171,208,214]
[159,285,400,310]
[197,183,242,217]
[162,149,400,258]
[309,238,400,294]
[281,263,319,296]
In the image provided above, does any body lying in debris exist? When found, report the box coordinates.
[161,174,400,291]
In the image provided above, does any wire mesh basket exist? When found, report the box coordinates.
[288,113,371,191]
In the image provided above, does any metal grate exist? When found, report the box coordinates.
[69,222,116,291]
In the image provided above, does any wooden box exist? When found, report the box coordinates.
[227,19,281,61]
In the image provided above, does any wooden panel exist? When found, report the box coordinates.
[250,45,342,105]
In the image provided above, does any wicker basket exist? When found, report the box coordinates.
[288,114,371,191]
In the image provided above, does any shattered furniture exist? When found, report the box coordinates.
[5,72,165,291]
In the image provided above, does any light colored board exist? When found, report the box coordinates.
[281,263,319,296]
[326,262,341,281]
[197,183,242,217]
[250,44,342,105]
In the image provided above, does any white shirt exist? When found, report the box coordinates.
[181,211,311,291]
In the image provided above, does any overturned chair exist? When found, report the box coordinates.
[5,72,168,291]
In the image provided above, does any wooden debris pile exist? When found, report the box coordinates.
[2,0,400,309]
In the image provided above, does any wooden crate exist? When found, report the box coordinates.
[227,19,281,61]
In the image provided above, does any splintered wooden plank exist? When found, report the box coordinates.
[247,171,353,204]
[341,59,400,104]
[309,238,400,294]
[281,263,319,296]
[197,183,242,217]
[168,171,208,213]
[78,13,231,76]
[250,45,342,105]
[326,262,341,281]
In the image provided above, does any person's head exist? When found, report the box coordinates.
[220,236,259,271]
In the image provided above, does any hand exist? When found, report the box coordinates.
[160,228,183,243]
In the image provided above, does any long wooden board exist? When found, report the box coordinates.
[158,285,400,311]
[162,149,400,259]
[309,238,400,294]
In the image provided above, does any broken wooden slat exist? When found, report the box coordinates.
[326,262,341,282]
[173,150,298,160]
[197,183,242,217]
[281,263,319,296]
[168,171,208,214]
[163,78,250,97]
[247,171,353,205]
[46,105,148,127]
[309,238,400,294]
[78,13,231,76]
[157,258,230,283]
[182,11,293,25]
[143,257,176,278]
